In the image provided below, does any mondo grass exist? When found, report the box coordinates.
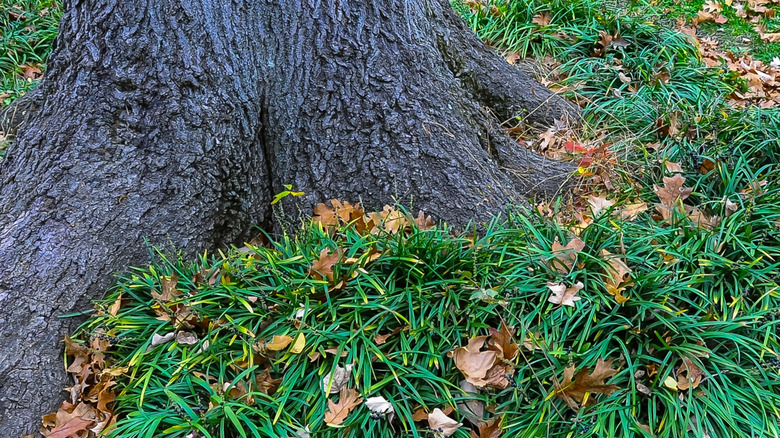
[72,206,780,438]
[0,0,61,105]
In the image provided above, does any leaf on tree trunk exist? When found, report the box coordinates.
[324,387,362,426]
[553,358,621,411]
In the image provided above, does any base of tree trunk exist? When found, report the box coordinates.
[0,0,579,433]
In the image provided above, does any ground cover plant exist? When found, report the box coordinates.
[2,0,780,437]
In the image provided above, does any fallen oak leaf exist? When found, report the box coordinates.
[324,387,362,426]
[310,248,341,282]
[547,282,583,307]
[547,236,585,274]
[554,359,620,411]
[48,416,94,438]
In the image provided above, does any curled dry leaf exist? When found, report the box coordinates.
[414,210,435,230]
[531,11,551,26]
[600,249,632,304]
[176,331,198,345]
[365,395,395,422]
[547,282,583,307]
[428,408,462,438]
[290,333,306,354]
[255,368,282,395]
[151,332,175,347]
[449,326,518,389]
[554,359,621,411]
[487,322,518,361]
[108,293,122,316]
[324,387,362,426]
[322,364,353,394]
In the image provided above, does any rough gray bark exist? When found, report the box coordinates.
[0,0,578,434]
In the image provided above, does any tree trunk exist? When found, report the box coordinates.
[0,0,578,433]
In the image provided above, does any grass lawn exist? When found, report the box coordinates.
[3,0,780,437]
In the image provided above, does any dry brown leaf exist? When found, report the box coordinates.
[664,161,684,173]
[324,387,362,426]
[265,335,294,351]
[373,325,408,345]
[588,195,615,216]
[367,205,409,234]
[414,210,435,230]
[676,358,704,390]
[601,249,632,304]
[108,293,122,316]
[255,368,282,395]
[547,282,583,307]
[469,417,503,438]
[313,202,339,228]
[310,248,340,282]
[554,359,621,411]
[48,416,94,438]
[654,175,692,220]
[428,408,462,438]
[547,236,585,274]
[448,336,497,388]
[20,63,42,80]
[487,322,518,361]
[619,202,648,221]
[531,11,551,26]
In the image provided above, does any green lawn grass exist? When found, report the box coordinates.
[3,0,780,437]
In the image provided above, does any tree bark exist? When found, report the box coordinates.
[0,0,578,433]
